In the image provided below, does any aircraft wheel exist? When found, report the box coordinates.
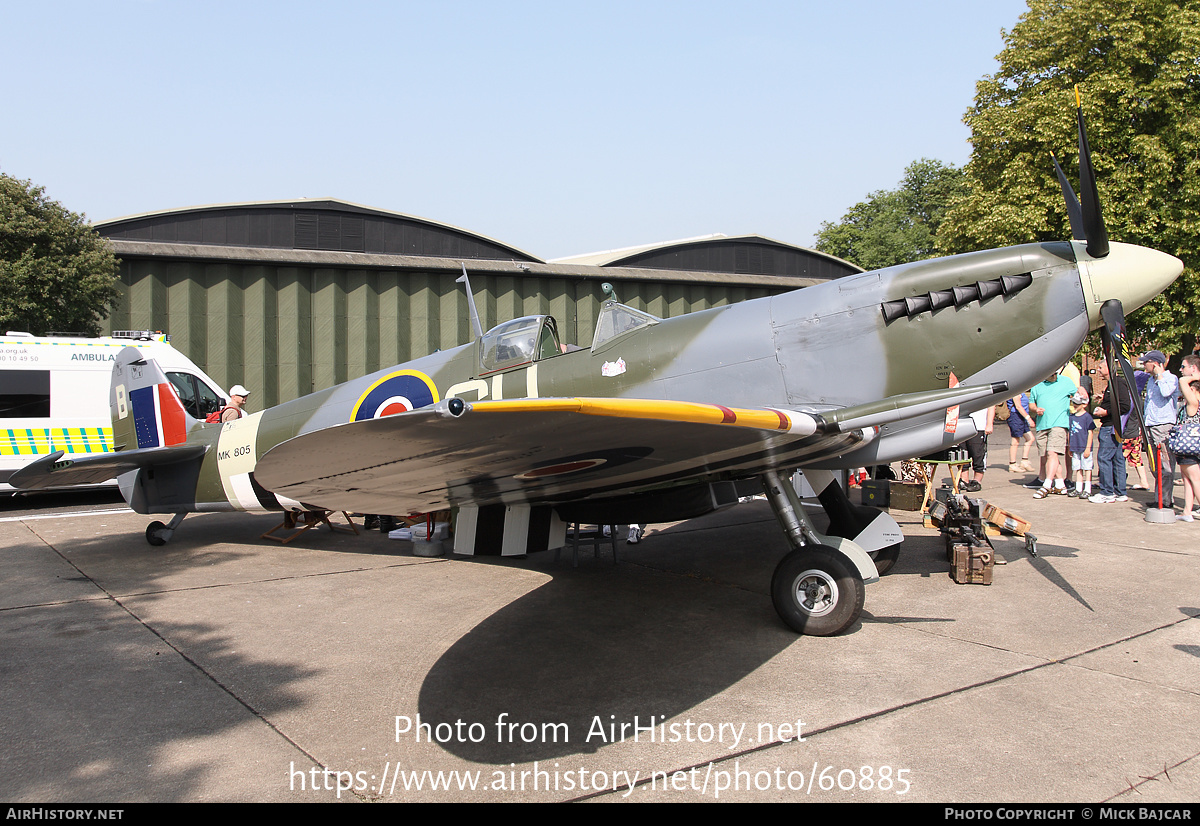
[869,544,900,576]
[145,521,168,547]
[771,545,864,636]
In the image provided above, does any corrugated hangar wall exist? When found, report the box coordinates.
[96,201,857,408]
[102,256,784,409]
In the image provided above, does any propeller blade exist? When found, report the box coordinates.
[1098,299,1154,471]
[1076,99,1110,258]
[1051,152,1085,241]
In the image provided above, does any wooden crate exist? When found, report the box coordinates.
[890,480,925,511]
[982,503,1032,536]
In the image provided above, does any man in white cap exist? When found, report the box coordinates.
[222,385,251,423]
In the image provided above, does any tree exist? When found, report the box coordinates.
[937,0,1200,356]
[0,173,120,336]
[814,159,966,270]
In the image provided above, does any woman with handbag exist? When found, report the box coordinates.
[1172,355,1200,521]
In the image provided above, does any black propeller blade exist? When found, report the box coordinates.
[1052,88,1110,258]
[1051,152,1085,241]
[1077,103,1110,258]
[1098,299,1155,471]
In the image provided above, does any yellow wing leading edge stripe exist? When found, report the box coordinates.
[470,398,819,436]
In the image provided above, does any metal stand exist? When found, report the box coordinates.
[1146,444,1175,523]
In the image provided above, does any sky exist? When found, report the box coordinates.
[2,0,1031,261]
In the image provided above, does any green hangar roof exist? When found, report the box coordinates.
[96,198,542,263]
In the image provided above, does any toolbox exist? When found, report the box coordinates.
[861,479,890,508]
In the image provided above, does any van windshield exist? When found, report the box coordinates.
[167,372,224,419]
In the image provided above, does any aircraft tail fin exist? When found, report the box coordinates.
[111,346,194,451]
[10,347,206,493]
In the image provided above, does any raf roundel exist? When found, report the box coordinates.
[349,370,440,422]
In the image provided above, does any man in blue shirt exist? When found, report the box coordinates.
[1142,350,1181,507]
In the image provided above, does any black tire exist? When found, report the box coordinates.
[771,545,865,636]
[146,521,168,547]
[869,544,900,576]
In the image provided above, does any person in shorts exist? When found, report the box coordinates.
[1142,350,1181,507]
[1006,392,1036,473]
[1067,391,1095,498]
[1175,355,1200,521]
[1029,369,1077,498]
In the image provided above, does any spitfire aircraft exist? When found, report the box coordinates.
[13,101,1183,636]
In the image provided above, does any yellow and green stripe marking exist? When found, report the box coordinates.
[2,427,113,456]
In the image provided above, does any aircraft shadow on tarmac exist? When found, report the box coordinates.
[411,499,1120,765]
[8,499,1109,779]
[2,488,126,514]
[1026,551,1093,612]
[415,558,802,764]
[1175,607,1200,659]
[412,505,969,765]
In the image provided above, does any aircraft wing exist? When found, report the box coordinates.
[254,397,845,514]
[255,386,1004,515]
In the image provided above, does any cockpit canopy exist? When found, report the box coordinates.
[476,302,660,373]
[591,300,659,351]
[479,315,562,374]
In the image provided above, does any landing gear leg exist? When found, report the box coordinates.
[145,512,187,546]
[760,470,875,636]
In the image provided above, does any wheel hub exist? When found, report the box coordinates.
[794,569,838,617]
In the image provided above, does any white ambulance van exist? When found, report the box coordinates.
[1,330,228,490]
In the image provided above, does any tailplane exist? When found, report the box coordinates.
[10,347,206,492]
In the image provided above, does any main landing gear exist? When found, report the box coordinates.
[760,469,893,636]
[145,512,187,546]
[771,545,864,637]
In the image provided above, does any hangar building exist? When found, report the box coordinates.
[96,199,860,408]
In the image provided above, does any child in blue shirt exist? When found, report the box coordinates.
[1068,392,1096,498]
